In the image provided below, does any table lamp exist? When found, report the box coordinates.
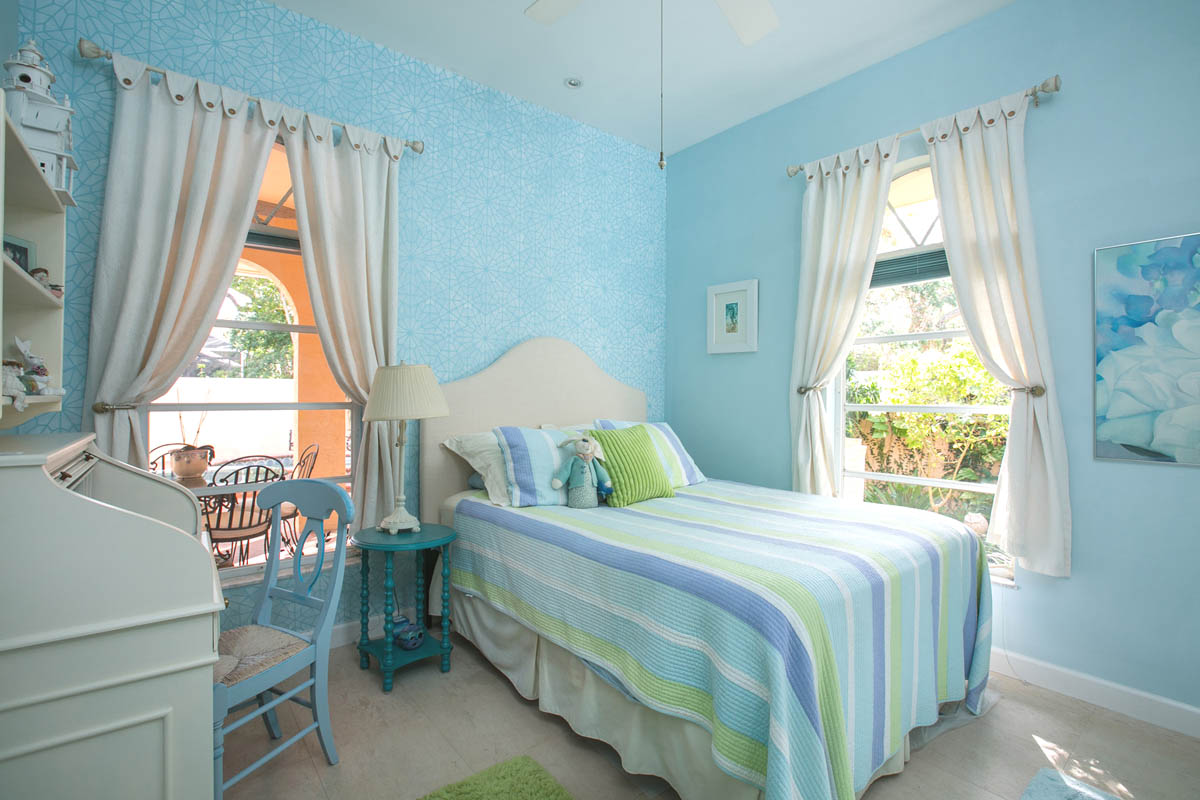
[363,362,449,533]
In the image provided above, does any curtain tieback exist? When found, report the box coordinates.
[92,401,139,413]
[796,383,828,395]
[1011,385,1046,398]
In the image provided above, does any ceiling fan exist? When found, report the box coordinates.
[524,0,780,46]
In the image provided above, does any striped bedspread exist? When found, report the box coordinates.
[450,480,991,800]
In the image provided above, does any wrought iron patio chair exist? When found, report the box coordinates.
[203,456,285,566]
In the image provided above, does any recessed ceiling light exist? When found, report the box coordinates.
[563,77,583,89]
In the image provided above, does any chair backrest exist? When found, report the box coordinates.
[211,455,285,487]
[203,457,284,542]
[291,444,319,480]
[253,479,355,641]
[147,442,190,474]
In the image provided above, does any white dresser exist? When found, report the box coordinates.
[0,433,223,799]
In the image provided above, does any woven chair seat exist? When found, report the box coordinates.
[212,624,308,687]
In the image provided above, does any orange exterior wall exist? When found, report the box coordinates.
[242,246,348,481]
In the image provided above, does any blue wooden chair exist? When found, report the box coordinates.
[211,478,354,799]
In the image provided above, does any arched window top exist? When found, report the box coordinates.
[878,162,943,257]
[229,257,299,326]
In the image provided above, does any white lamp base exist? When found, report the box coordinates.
[378,504,420,534]
[376,417,420,534]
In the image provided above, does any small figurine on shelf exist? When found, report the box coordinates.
[2,359,27,411]
[29,267,50,288]
[14,336,64,397]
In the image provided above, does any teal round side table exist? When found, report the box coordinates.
[349,523,456,692]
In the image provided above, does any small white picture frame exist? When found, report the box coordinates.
[707,279,758,354]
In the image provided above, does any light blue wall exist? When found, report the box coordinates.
[666,0,1200,706]
[14,0,665,629]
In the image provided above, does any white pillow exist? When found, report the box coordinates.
[442,432,510,506]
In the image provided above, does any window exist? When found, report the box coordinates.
[147,144,356,571]
[841,161,1013,578]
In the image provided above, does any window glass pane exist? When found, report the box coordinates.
[878,207,916,253]
[182,326,296,380]
[846,337,1009,406]
[147,408,352,481]
[844,410,1008,486]
[855,277,963,337]
[224,267,298,326]
[255,143,297,232]
[850,479,1011,576]
[293,333,348,403]
[877,167,944,256]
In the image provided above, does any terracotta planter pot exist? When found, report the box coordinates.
[171,446,213,478]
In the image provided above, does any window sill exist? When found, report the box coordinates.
[990,573,1018,590]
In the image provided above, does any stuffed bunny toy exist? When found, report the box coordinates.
[551,433,613,509]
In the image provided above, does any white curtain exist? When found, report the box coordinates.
[282,114,402,528]
[789,135,899,494]
[85,56,276,466]
[922,92,1071,577]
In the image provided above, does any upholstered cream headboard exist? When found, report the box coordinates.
[418,337,646,524]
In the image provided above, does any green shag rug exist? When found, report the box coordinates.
[419,756,574,800]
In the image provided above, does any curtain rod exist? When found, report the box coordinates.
[76,37,425,154]
[784,75,1061,178]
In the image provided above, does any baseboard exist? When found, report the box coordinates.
[991,647,1200,739]
[330,616,388,649]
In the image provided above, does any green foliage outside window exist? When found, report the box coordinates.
[199,275,295,379]
[845,279,1009,523]
[228,276,294,379]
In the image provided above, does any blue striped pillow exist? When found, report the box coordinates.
[493,426,571,507]
[592,420,706,488]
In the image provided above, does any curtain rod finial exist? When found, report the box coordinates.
[77,38,110,60]
[1039,74,1062,94]
[407,140,424,155]
[786,165,802,178]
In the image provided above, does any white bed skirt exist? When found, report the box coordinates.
[451,587,913,800]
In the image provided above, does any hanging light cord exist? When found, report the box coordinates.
[658,0,665,169]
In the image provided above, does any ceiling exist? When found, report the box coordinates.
[270,0,1010,155]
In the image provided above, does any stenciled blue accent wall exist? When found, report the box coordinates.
[14,0,666,434]
[15,0,664,629]
[666,0,1200,706]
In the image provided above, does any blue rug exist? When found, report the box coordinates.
[1021,769,1121,800]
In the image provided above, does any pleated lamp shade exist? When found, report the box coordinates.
[363,363,449,421]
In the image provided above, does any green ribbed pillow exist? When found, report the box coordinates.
[590,425,674,508]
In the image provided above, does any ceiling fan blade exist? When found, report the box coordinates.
[524,0,583,25]
[714,0,780,46]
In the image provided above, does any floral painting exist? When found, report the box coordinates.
[1094,232,1200,465]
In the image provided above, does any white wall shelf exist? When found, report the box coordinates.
[1,102,69,429]
[3,254,62,309]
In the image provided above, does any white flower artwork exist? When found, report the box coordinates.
[1095,233,1200,465]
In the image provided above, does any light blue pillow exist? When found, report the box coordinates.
[493,426,571,507]
[593,420,706,488]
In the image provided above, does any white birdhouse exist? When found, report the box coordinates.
[2,40,77,206]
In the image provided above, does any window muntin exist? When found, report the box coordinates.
[877,165,944,256]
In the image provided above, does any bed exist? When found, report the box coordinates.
[419,338,992,800]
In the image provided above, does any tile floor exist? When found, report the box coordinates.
[223,636,1200,800]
